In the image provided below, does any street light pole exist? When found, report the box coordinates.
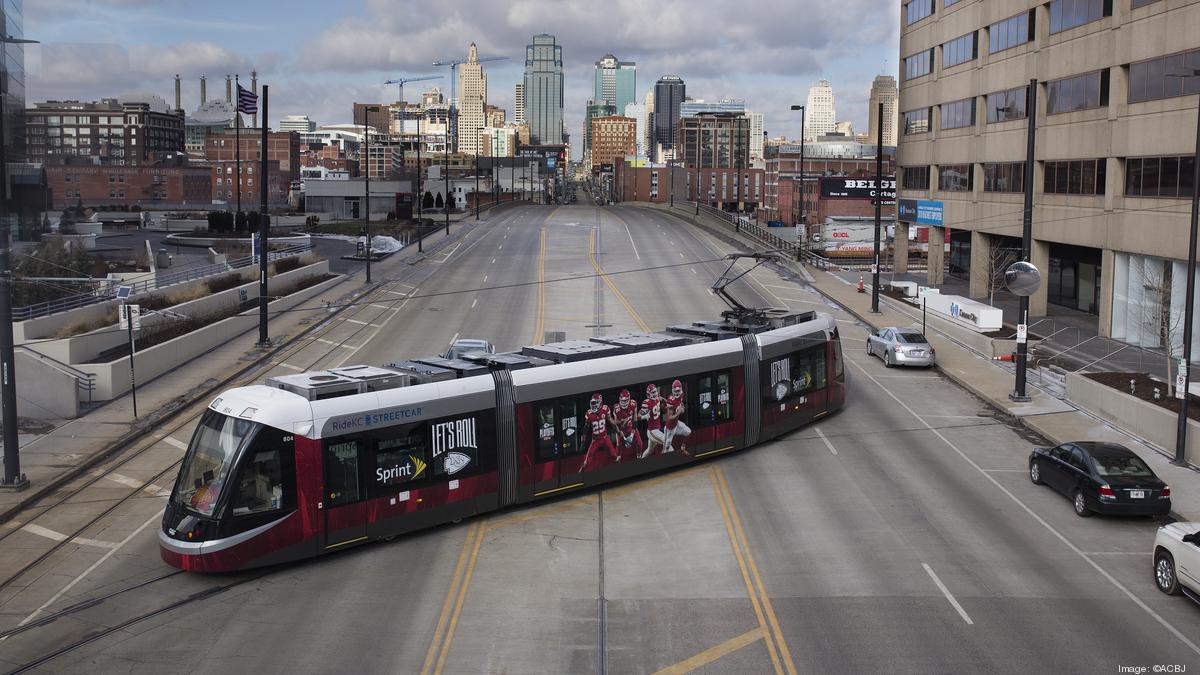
[416,110,423,253]
[871,101,883,314]
[475,151,480,220]
[444,141,450,236]
[790,105,806,261]
[1012,79,1038,402]
[363,112,373,283]
[1,33,38,490]
[1174,78,1200,464]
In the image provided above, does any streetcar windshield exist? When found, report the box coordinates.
[173,410,260,517]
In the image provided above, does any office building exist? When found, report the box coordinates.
[457,43,488,156]
[353,103,390,134]
[594,54,636,110]
[677,112,751,169]
[624,102,648,158]
[653,75,685,161]
[481,126,516,157]
[680,98,745,116]
[804,79,836,141]
[523,34,564,145]
[868,74,898,147]
[583,100,617,165]
[46,163,212,208]
[485,104,505,128]
[748,111,765,162]
[590,115,637,169]
[27,97,184,166]
[897,0,1200,351]
[280,115,316,134]
[514,83,525,124]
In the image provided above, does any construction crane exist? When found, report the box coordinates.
[432,50,510,152]
[383,74,442,105]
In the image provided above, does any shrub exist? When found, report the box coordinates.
[205,273,248,294]
[271,256,302,276]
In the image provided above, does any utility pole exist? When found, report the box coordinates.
[0,230,24,489]
[790,105,806,262]
[1174,76,1200,464]
[444,145,451,236]
[364,108,374,283]
[257,85,270,347]
[475,151,480,220]
[1011,79,1038,402]
[871,101,882,314]
[416,110,423,253]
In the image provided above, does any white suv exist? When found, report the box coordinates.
[1153,521,1200,603]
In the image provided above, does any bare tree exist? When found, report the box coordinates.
[987,244,1022,306]
[1139,261,1186,397]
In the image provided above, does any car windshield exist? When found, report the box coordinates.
[173,410,260,517]
[1091,455,1154,478]
[896,332,928,344]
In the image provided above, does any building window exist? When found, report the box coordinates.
[1128,49,1200,103]
[1131,0,1160,7]
[1049,0,1110,34]
[944,0,964,6]
[940,98,976,130]
[1043,159,1107,195]
[905,0,933,25]
[983,162,1025,193]
[904,49,933,81]
[989,11,1034,53]
[1125,156,1195,198]
[986,86,1029,123]
[902,166,931,190]
[1046,71,1109,114]
[902,108,931,135]
[942,32,977,69]
[938,164,973,192]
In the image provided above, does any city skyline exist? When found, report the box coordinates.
[22,0,899,157]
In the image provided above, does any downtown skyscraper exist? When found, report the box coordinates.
[804,79,836,141]
[523,33,564,145]
[868,74,898,148]
[652,75,685,161]
[457,43,488,156]
[593,54,636,111]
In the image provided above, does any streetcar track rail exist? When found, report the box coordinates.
[0,215,500,606]
[0,570,183,642]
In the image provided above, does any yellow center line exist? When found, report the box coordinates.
[533,227,546,344]
[652,627,766,675]
[710,467,784,675]
[715,468,798,675]
[589,228,652,332]
[421,522,482,675]
[434,522,488,675]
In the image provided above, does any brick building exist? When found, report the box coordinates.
[589,115,637,170]
[761,150,895,226]
[27,98,185,166]
[616,161,763,210]
[203,129,300,205]
[777,175,896,240]
[47,162,211,208]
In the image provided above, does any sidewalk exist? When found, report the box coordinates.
[0,206,502,524]
[645,201,1200,522]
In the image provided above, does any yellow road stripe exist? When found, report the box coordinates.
[710,467,784,675]
[533,227,546,343]
[589,228,651,332]
[715,468,798,675]
[421,522,482,675]
[652,627,766,675]
[435,522,488,675]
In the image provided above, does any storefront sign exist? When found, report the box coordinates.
[898,198,944,225]
[820,177,896,203]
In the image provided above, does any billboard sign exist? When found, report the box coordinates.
[897,198,944,225]
[820,177,896,203]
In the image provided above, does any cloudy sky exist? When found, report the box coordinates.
[25,0,900,155]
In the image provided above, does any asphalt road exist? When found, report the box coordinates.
[2,203,1198,673]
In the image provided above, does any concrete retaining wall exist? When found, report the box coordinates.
[85,272,341,400]
[14,349,84,419]
[1066,371,1200,458]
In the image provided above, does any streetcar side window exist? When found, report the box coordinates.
[763,345,826,402]
[695,375,717,427]
[558,399,581,457]
[715,372,733,422]
[535,403,557,462]
[831,329,844,379]
[429,414,483,479]
[230,427,295,516]
[370,423,428,498]
[796,347,827,395]
[325,438,363,506]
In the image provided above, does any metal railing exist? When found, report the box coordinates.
[15,346,96,409]
[12,243,314,321]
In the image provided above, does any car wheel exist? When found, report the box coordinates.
[1155,551,1181,595]
[884,351,893,368]
[1073,490,1092,517]
[1029,460,1044,485]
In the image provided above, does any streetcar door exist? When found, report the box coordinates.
[323,438,368,548]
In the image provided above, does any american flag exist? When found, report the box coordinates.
[237,84,258,115]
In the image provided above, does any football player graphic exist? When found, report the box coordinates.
[608,388,643,461]
[638,383,665,459]
[581,393,618,471]
[663,379,691,456]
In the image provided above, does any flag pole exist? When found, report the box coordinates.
[235,74,241,222]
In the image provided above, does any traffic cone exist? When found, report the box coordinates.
[993,353,1015,362]
[857,275,865,293]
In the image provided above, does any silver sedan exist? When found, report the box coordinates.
[866,327,936,367]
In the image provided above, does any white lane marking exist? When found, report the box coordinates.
[316,338,354,349]
[679,252,685,258]
[483,275,488,283]
[21,523,66,541]
[922,563,974,625]
[814,428,838,455]
[346,318,374,326]
[691,268,698,274]
[852,359,1200,655]
[383,290,408,296]
[106,473,146,489]
[470,299,478,309]
[922,414,986,418]
[72,536,118,550]
[371,304,391,310]
[491,258,496,264]
[498,245,503,250]
[18,511,162,627]
[277,362,304,372]
[623,220,641,260]
[981,469,1026,473]
[161,436,188,450]
[1084,552,1153,556]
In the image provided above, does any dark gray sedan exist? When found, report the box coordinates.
[866,327,936,367]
